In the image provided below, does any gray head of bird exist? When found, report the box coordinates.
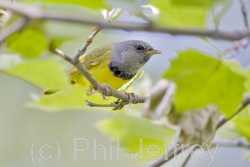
[109,40,161,80]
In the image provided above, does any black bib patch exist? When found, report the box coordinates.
[109,62,135,80]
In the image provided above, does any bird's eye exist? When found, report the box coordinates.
[136,45,145,51]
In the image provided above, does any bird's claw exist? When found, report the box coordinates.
[88,83,112,100]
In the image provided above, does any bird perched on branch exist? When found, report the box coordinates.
[44,40,161,95]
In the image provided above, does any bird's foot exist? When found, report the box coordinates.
[87,83,112,100]
[111,92,139,110]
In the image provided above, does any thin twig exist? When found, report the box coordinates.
[52,48,75,63]
[74,7,121,59]
[63,9,118,90]
[0,17,27,42]
[86,100,129,110]
[0,1,250,40]
[53,48,106,91]
[224,37,250,57]
[180,151,191,167]
[74,58,101,90]
[51,15,148,106]
[149,146,185,167]
[239,0,249,29]
[73,24,105,90]
[212,140,250,149]
[86,100,118,108]
[74,26,102,59]
[216,95,250,129]
[202,37,223,54]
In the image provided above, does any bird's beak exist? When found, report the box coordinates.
[147,50,162,55]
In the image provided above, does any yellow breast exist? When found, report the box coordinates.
[70,65,129,90]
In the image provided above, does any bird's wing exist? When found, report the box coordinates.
[68,44,114,76]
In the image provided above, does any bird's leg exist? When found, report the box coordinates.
[110,92,139,110]
[86,84,140,109]
[86,85,107,100]
[112,100,128,110]
[97,83,115,100]
[87,83,113,100]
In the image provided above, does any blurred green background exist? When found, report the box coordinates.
[1,0,250,166]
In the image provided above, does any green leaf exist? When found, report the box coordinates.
[97,113,176,161]
[108,0,148,12]
[234,117,250,142]
[3,59,69,90]
[7,26,48,59]
[224,61,250,92]
[230,108,250,142]
[150,0,231,28]
[41,0,108,10]
[30,84,115,111]
[163,49,245,117]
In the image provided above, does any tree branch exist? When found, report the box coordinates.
[180,151,191,167]
[149,146,187,167]
[212,140,250,149]
[0,1,250,41]
[74,26,102,60]
[239,0,249,29]
[216,95,250,129]
[86,100,130,110]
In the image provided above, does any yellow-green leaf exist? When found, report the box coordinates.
[224,61,250,92]
[30,84,115,111]
[234,117,250,142]
[150,0,231,28]
[163,49,245,117]
[3,59,69,90]
[7,27,48,59]
[97,113,176,161]
[108,0,148,12]
[41,0,108,10]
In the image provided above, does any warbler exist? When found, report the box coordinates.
[44,40,161,94]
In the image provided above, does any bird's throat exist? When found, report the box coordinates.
[108,62,136,80]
